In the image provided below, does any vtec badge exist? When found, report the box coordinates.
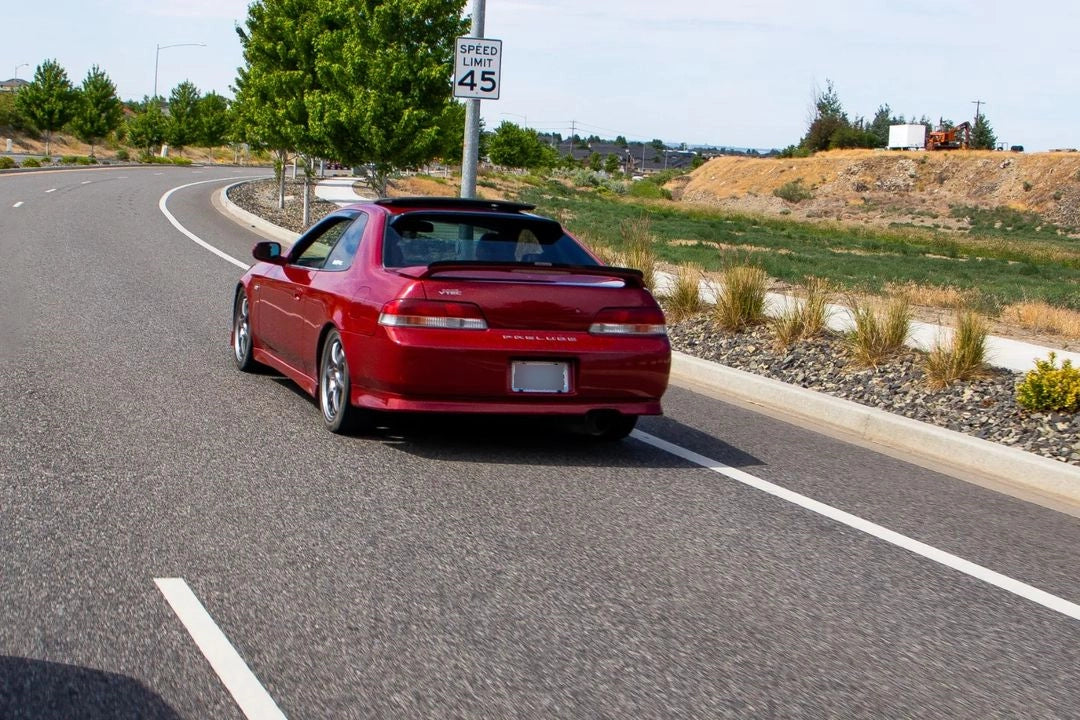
[438,289,463,296]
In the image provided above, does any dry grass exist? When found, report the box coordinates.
[620,216,658,290]
[884,281,980,311]
[923,311,991,388]
[1000,300,1080,340]
[846,296,912,367]
[663,264,704,323]
[770,276,833,350]
[712,265,769,332]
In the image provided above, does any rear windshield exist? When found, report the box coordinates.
[383,212,598,268]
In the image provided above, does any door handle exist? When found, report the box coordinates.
[293,291,302,300]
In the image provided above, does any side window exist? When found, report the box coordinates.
[292,217,353,269]
[324,213,368,271]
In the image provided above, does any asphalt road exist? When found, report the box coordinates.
[1,165,1078,719]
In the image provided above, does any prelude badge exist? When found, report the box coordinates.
[502,334,578,342]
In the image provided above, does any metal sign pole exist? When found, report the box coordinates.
[460,0,485,199]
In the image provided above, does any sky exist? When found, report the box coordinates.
[3,1,1077,151]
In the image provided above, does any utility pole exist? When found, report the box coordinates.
[972,99,985,124]
[459,0,485,199]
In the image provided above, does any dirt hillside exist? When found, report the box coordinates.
[675,149,1080,232]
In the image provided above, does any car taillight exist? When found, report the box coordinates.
[589,307,667,336]
[378,299,488,330]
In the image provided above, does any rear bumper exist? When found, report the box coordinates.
[343,327,670,415]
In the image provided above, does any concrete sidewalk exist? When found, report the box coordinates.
[315,177,372,206]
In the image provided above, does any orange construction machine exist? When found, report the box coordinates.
[926,121,971,150]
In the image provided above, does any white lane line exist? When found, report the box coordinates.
[45,188,56,193]
[13,201,23,208]
[81,180,91,184]
[159,177,264,271]
[632,430,1080,621]
[155,578,287,720]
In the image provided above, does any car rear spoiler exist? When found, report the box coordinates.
[417,261,646,288]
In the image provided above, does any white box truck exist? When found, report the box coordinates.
[888,124,926,150]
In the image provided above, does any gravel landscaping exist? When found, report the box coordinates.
[227,178,1079,467]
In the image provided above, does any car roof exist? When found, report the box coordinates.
[372,196,536,215]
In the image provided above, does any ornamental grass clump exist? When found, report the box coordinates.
[1016,353,1080,412]
[663,264,704,323]
[713,264,769,332]
[923,311,990,388]
[846,296,911,367]
[620,216,657,291]
[771,276,832,350]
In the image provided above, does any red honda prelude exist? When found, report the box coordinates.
[230,197,670,439]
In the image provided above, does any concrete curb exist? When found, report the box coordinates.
[671,352,1080,505]
[215,182,300,245]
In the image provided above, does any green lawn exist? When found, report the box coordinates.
[513,179,1080,312]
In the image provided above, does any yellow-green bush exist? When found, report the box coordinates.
[1015,353,1080,412]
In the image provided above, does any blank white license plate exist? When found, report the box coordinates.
[511,361,569,393]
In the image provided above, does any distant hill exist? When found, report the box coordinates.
[675,149,1080,233]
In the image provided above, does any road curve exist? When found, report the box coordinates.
[1,166,1078,718]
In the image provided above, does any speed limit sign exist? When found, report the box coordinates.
[454,37,502,100]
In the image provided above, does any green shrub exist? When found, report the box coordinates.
[628,180,672,200]
[1022,181,1033,192]
[60,155,78,164]
[0,156,15,170]
[115,148,129,161]
[76,156,94,165]
[21,157,41,168]
[1016,353,1080,412]
[773,179,813,203]
[170,156,193,166]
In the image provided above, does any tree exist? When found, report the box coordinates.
[197,92,230,158]
[603,153,620,174]
[971,112,997,150]
[165,81,201,156]
[15,59,77,156]
[799,79,849,153]
[614,135,628,148]
[70,65,122,158]
[304,0,469,197]
[868,104,892,148]
[127,100,167,156]
[588,151,602,171]
[434,100,467,164]
[233,0,324,207]
[487,121,553,169]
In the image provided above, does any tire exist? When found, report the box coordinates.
[318,329,369,434]
[232,291,261,372]
[580,412,638,441]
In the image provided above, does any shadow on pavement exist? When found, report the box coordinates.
[0,656,181,720]
[374,412,765,471]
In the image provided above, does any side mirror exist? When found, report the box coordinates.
[252,241,284,264]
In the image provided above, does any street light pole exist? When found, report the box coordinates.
[14,63,28,81]
[154,42,206,98]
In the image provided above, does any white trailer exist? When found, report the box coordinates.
[888,124,926,150]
